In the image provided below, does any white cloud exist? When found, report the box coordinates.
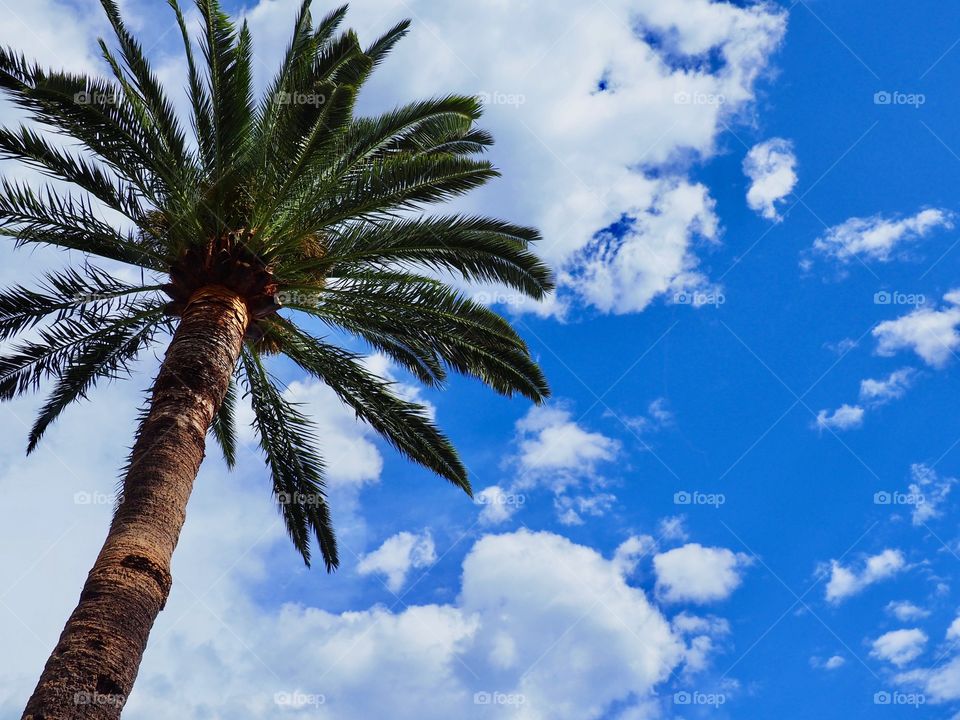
[132,529,693,720]
[658,515,690,542]
[870,629,928,667]
[824,655,846,670]
[947,616,960,642]
[896,656,960,703]
[653,543,752,604]
[908,463,955,526]
[813,404,865,431]
[874,290,960,368]
[252,0,785,317]
[613,535,658,576]
[623,397,675,434]
[886,601,931,622]
[554,493,618,526]
[859,368,916,405]
[814,368,915,434]
[823,549,907,604]
[478,405,623,527]
[811,655,846,670]
[813,208,954,262]
[515,405,620,484]
[357,531,437,593]
[474,485,524,526]
[743,138,797,221]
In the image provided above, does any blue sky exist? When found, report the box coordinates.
[3,0,960,718]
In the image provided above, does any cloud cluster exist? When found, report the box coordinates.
[874,290,960,368]
[870,628,928,667]
[654,543,752,604]
[743,138,798,221]
[476,404,622,526]
[252,0,786,317]
[813,368,917,433]
[823,549,907,604]
[357,530,437,592]
[813,208,954,263]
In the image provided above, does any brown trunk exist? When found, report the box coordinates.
[22,286,249,720]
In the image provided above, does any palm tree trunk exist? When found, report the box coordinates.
[22,285,249,720]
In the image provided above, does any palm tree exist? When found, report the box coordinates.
[0,2,552,717]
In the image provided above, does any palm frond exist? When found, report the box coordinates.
[0,179,165,267]
[27,312,160,452]
[0,303,164,403]
[209,374,238,467]
[0,265,162,340]
[322,215,554,298]
[0,125,147,222]
[265,318,471,495]
[240,346,338,569]
[98,0,193,174]
[290,273,550,402]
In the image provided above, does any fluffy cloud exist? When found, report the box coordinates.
[908,463,955,526]
[474,405,623,526]
[623,398,675,434]
[814,368,916,434]
[130,530,698,720]
[814,404,865,431]
[474,485,524,526]
[357,530,437,593]
[813,208,954,262]
[859,368,916,405]
[475,405,623,528]
[515,405,620,482]
[244,0,785,316]
[653,543,752,604]
[554,493,618,526]
[743,138,798,221]
[947,616,960,642]
[896,657,960,703]
[870,629,928,667]
[874,290,960,368]
[823,549,907,604]
[613,535,658,576]
[886,601,931,622]
[811,655,846,670]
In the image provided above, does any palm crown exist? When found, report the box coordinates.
[0,0,552,570]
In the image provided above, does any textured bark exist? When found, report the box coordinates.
[22,286,249,720]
